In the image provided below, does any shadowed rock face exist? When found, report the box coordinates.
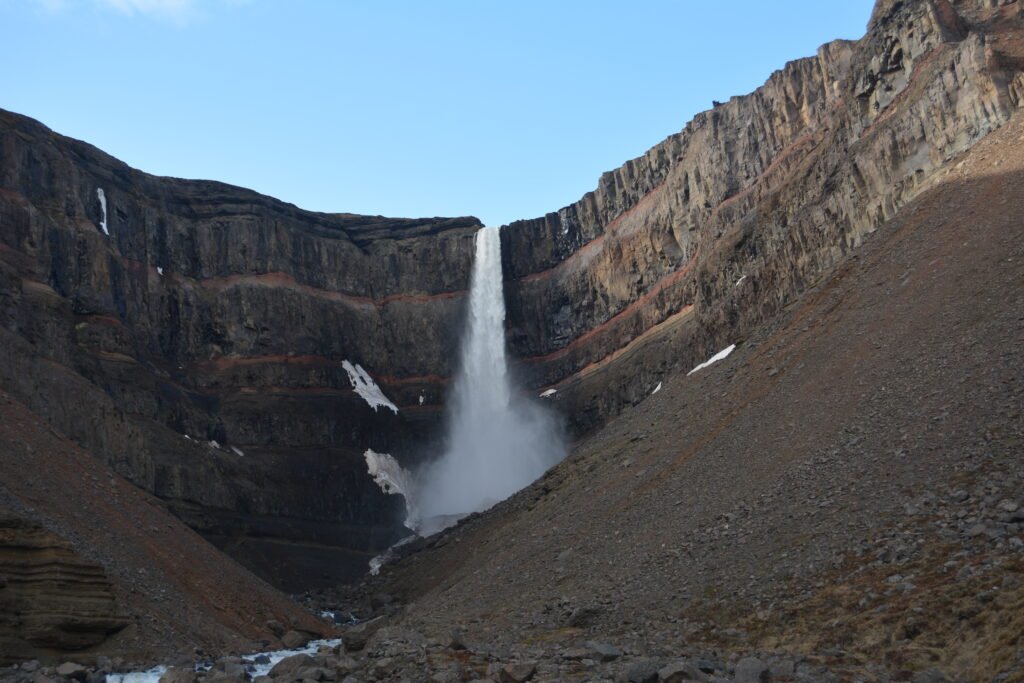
[0,110,481,589]
[0,517,127,663]
[500,0,1024,432]
[1,0,1021,592]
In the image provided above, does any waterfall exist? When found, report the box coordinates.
[415,227,565,534]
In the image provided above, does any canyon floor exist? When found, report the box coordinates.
[301,111,1024,682]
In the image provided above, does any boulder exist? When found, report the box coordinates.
[281,630,313,649]
[734,657,770,683]
[499,662,537,683]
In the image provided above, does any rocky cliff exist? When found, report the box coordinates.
[501,0,1024,432]
[0,111,481,588]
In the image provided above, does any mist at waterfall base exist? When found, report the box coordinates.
[413,227,565,536]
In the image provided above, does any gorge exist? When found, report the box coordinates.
[0,0,1023,676]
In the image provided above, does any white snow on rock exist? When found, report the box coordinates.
[342,360,398,413]
[97,188,109,236]
[106,666,166,683]
[539,388,557,398]
[687,344,737,376]
[652,382,662,395]
[364,449,418,530]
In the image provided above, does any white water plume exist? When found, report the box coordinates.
[414,226,565,534]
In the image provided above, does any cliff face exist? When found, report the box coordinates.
[501,0,1024,431]
[0,110,481,588]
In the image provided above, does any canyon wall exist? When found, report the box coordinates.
[1,0,1021,592]
[0,111,480,588]
[501,0,1024,431]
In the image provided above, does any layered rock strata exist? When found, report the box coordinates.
[0,518,127,664]
[0,110,480,588]
[501,0,1024,432]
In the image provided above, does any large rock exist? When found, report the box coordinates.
[0,518,127,664]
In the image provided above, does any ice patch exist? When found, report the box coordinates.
[342,360,398,413]
[365,449,418,530]
[97,188,109,236]
[687,344,737,376]
[652,382,662,395]
[539,388,557,398]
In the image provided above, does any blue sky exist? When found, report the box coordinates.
[1,1,873,226]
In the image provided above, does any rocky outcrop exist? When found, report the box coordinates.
[0,110,481,588]
[0,517,127,663]
[500,0,1024,432]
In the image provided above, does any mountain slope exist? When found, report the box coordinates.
[366,109,1024,682]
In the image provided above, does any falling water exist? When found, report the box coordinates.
[415,227,564,534]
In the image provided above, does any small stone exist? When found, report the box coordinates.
[499,662,537,683]
[998,499,1019,513]
[622,659,663,683]
[158,668,197,683]
[55,663,87,680]
[658,661,707,682]
[585,641,623,662]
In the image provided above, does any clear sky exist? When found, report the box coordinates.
[1,0,873,226]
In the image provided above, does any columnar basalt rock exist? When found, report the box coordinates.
[500,0,1024,432]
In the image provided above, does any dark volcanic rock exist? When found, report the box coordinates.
[0,108,482,589]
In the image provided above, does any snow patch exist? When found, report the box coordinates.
[96,188,109,236]
[106,667,166,683]
[368,534,417,576]
[418,394,425,406]
[231,446,244,457]
[156,266,164,276]
[687,344,737,376]
[539,388,557,398]
[735,275,747,287]
[208,439,220,449]
[342,361,398,413]
[365,449,418,530]
[652,382,662,395]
